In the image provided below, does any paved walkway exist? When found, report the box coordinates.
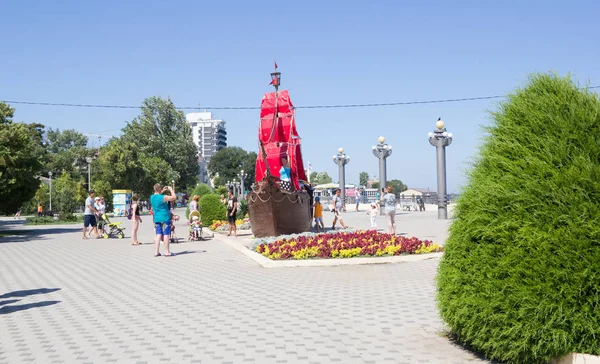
[0,208,488,364]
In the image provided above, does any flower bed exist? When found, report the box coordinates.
[210,217,251,231]
[255,230,442,260]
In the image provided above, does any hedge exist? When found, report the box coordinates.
[198,193,226,227]
[437,74,600,363]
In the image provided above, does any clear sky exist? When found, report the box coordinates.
[2,0,599,193]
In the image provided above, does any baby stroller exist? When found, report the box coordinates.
[101,213,125,239]
[188,211,203,241]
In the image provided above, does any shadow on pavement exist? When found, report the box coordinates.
[0,299,20,306]
[0,300,61,315]
[0,220,81,243]
[447,333,502,364]
[0,287,61,299]
[175,250,207,256]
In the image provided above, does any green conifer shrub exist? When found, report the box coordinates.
[437,74,600,363]
[198,193,226,226]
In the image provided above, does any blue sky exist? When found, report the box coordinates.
[2,0,599,192]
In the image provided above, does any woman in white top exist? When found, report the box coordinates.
[382,185,397,235]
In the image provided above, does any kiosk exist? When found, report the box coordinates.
[112,190,132,216]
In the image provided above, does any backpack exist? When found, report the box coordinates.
[126,205,133,220]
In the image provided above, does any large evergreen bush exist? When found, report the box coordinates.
[437,74,600,363]
[198,193,226,227]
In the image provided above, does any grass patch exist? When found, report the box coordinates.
[25,215,84,225]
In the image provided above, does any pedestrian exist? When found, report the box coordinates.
[150,183,177,257]
[331,189,347,229]
[279,155,292,190]
[95,196,105,235]
[37,203,43,217]
[131,194,143,245]
[83,190,101,239]
[313,196,325,232]
[188,194,200,221]
[367,203,379,230]
[14,207,22,219]
[382,185,397,235]
[355,187,361,212]
[227,189,238,237]
[220,194,226,205]
[417,196,425,211]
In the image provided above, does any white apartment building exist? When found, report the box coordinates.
[186,111,227,184]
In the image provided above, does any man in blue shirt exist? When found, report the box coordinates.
[150,183,177,257]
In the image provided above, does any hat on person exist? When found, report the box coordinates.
[94,197,100,201]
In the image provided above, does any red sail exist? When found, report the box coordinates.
[255,90,307,188]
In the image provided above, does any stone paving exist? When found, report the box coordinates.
[0,207,489,364]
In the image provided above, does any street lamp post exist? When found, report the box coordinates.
[85,157,93,191]
[372,136,392,215]
[428,118,453,219]
[237,170,248,198]
[233,182,240,197]
[48,171,53,212]
[332,147,350,208]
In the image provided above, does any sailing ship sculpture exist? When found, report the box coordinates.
[246,65,312,237]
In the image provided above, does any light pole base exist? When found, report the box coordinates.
[438,206,448,220]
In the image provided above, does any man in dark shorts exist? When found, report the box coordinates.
[83,190,101,239]
[227,189,238,237]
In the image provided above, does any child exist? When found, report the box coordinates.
[191,215,202,240]
[367,203,378,230]
[313,196,325,233]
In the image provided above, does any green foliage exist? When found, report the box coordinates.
[92,180,113,211]
[311,171,333,185]
[371,181,380,190]
[214,186,227,197]
[53,172,85,218]
[0,102,15,124]
[437,74,600,363]
[359,171,369,187]
[198,193,226,226]
[25,216,55,224]
[186,183,212,218]
[238,198,248,218]
[26,215,82,225]
[207,147,256,189]
[96,139,174,198]
[388,179,407,193]
[43,128,89,179]
[189,183,212,199]
[0,107,46,214]
[120,96,199,191]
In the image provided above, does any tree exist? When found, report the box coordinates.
[388,179,407,193]
[371,181,380,190]
[121,97,200,191]
[53,171,85,218]
[311,172,333,185]
[207,147,256,189]
[0,103,46,214]
[44,128,90,178]
[359,171,369,187]
[0,102,15,124]
[92,179,113,212]
[437,74,600,363]
[95,139,175,199]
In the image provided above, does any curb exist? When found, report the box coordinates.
[213,232,443,268]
